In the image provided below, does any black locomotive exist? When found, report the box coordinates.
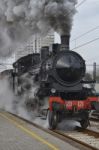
[13,35,98,129]
[37,35,98,129]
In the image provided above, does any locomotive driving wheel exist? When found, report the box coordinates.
[48,110,58,130]
[80,119,89,129]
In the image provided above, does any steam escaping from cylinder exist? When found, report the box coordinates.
[0,0,77,57]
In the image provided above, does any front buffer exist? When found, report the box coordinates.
[48,96,99,130]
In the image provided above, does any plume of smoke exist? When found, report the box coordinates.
[0,0,77,57]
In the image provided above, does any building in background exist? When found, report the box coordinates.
[15,30,54,60]
[0,30,54,72]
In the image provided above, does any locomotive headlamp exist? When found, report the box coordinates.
[51,88,56,93]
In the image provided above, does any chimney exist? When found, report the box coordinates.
[61,35,70,51]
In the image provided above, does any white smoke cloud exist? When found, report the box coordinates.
[0,74,38,120]
[0,74,49,127]
[0,0,77,57]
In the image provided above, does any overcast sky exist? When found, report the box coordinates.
[55,0,99,67]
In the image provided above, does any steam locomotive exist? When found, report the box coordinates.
[13,35,99,129]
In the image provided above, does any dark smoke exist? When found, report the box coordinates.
[0,0,77,57]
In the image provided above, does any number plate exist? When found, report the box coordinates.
[66,101,72,107]
[78,101,84,108]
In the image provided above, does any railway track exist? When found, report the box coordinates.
[91,112,99,118]
[90,111,99,122]
[6,111,99,150]
[54,128,99,150]
[90,117,99,122]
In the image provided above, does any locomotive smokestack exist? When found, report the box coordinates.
[61,35,70,51]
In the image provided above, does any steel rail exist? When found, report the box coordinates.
[90,117,99,122]
[54,129,99,150]
[92,113,99,117]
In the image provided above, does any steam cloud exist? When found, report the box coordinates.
[0,74,38,119]
[0,74,49,127]
[0,0,77,57]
